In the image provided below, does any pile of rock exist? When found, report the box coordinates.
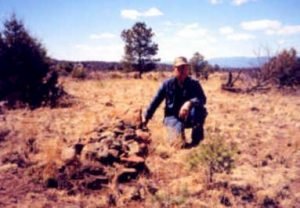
[46,119,151,194]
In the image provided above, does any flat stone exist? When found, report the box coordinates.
[113,128,124,136]
[99,137,114,147]
[120,155,145,164]
[127,141,141,156]
[135,129,151,143]
[124,128,135,135]
[109,140,122,150]
[107,149,120,158]
[61,147,76,163]
[98,131,115,140]
[97,148,110,159]
[80,143,107,162]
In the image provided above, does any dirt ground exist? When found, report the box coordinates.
[0,72,299,208]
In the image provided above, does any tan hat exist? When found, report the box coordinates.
[173,56,189,67]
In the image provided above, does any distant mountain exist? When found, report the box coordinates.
[208,57,269,68]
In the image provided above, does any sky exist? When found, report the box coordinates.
[0,0,300,62]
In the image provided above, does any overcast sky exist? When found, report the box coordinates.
[0,0,299,62]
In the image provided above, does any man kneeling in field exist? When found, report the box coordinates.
[143,56,207,148]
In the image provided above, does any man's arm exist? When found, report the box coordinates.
[190,81,206,106]
[179,81,206,120]
[144,82,166,121]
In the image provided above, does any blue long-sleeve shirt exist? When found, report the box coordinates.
[145,76,206,120]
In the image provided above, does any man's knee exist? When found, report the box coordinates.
[187,106,207,127]
[164,116,184,134]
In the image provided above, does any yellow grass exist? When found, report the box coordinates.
[0,72,299,207]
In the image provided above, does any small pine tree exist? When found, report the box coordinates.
[121,22,159,78]
[0,15,62,108]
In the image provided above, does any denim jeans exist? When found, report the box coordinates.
[163,106,207,147]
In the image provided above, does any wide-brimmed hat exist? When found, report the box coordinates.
[173,56,189,67]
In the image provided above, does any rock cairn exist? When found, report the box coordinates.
[46,119,151,194]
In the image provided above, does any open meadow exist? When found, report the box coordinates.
[0,72,299,208]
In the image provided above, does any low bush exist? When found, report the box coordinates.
[188,130,238,183]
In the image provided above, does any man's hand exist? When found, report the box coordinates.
[179,101,192,120]
[142,116,149,128]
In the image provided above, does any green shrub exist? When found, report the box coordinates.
[0,15,62,108]
[188,131,237,183]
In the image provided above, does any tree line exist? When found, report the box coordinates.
[0,15,299,109]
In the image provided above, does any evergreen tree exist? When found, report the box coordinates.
[121,22,159,78]
[0,15,61,108]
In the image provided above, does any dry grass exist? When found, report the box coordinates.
[0,72,299,207]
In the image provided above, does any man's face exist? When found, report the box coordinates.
[174,65,189,82]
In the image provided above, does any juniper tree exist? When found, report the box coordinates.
[121,22,159,78]
[0,15,61,108]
